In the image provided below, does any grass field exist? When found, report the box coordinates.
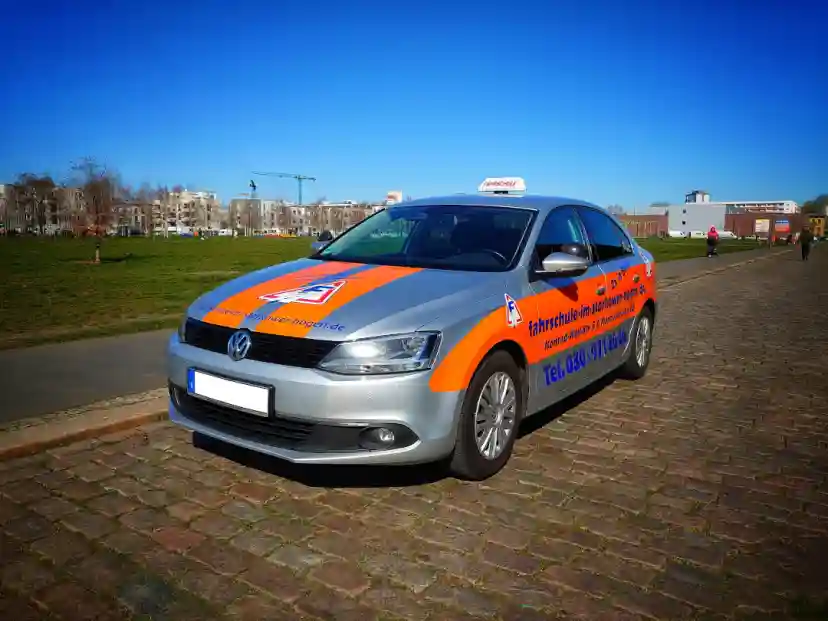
[0,235,761,349]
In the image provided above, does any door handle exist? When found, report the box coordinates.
[633,274,640,283]
[596,286,606,296]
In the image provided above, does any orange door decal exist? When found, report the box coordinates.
[429,269,654,393]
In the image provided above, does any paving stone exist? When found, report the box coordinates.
[87,491,142,517]
[35,580,128,620]
[29,495,80,520]
[61,509,119,540]
[230,529,283,557]
[151,525,206,552]
[1,479,51,504]
[4,514,56,542]
[190,511,245,538]
[0,589,49,621]
[30,525,93,566]
[239,556,307,603]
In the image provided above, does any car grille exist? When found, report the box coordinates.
[172,387,316,448]
[183,318,338,368]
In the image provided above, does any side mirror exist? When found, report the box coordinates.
[538,252,590,276]
[311,241,329,252]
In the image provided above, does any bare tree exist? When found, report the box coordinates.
[134,183,154,235]
[16,173,57,235]
[155,185,171,237]
[245,200,263,235]
[71,157,116,262]
[310,204,326,235]
[0,186,9,234]
[1,183,23,233]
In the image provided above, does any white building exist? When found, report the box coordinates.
[668,190,799,236]
[684,190,798,214]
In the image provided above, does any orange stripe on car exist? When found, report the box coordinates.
[201,262,362,328]
[254,265,423,337]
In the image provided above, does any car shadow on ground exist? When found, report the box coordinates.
[192,373,618,489]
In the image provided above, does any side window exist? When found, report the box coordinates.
[576,207,634,262]
[534,207,588,263]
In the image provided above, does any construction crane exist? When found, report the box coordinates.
[252,171,317,206]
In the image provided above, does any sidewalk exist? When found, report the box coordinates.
[0,246,791,424]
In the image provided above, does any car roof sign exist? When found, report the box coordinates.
[478,177,527,195]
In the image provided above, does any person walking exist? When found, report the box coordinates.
[706,226,719,257]
[799,226,814,261]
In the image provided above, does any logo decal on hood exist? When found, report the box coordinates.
[504,294,522,328]
[259,280,346,305]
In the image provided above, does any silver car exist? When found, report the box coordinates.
[168,179,657,480]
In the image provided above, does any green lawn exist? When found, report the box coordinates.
[0,235,760,349]
[0,236,314,349]
[639,237,761,261]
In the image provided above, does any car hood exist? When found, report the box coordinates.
[189,258,505,340]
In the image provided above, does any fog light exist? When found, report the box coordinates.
[376,428,395,444]
[359,426,397,450]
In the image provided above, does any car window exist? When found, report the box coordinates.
[576,207,634,262]
[316,204,535,272]
[534,206,588,263]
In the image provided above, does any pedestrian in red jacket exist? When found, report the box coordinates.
[706,226,719,257]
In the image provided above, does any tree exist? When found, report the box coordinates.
[155,186,171,236]
[607,204,625,215]
[309,204,326,234]
[134,183,155,235]
[15,173,57,234]
[802,195,828,215]
[650,201,670,208]
[1,183,23,233]
[71,157,116,262]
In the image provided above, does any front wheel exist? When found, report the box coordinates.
[617,307,654,380]
[449,351,525,481]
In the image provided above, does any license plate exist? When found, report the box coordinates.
[187,369,270,417]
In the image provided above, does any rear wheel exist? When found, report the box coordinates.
[618,307,653,380]
[449,351,525,480]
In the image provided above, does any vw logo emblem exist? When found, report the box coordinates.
[227,330,252,361]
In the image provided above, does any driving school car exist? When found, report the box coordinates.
[167,177,657,480]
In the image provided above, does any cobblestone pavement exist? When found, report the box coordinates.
[2,248,827,620]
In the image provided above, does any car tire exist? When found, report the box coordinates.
[449,350,525,481]
[618,306,654,380]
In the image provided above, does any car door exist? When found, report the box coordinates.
[574,206,640,371]
[526,206,609,414]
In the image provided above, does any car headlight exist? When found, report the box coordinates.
[318,332,441,375]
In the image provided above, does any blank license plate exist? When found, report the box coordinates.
[187,369,269,417]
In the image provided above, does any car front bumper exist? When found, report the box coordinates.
[167,334,463,465]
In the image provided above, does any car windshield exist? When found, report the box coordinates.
[315,204,536,272]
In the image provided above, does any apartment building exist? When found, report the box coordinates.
[224,199,376,236]
[0,184,86,234]
[153,190,220,233]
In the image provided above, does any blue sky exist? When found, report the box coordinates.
[1,0,825,208]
